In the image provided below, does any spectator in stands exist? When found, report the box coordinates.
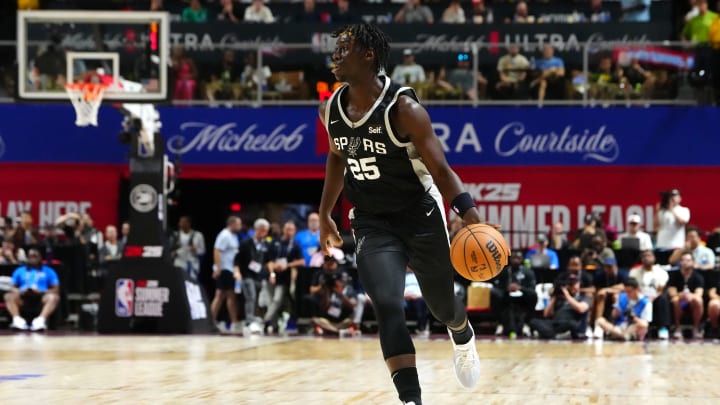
[616,214,653,251]
[244,0,274,24]
[588,55,624,100]
[120,221,130,246]
[629,250,671,339]
[572,213,605,251]
[150,0,163,11]
[78,214,102,247]
[529,273,590,339]
[240,51,272,94]
[182,0,209,23]
[595,278,651,340]
[706,273,720,338]
[171,46,198,101]
[296,0,323,23]
[309,255,355,335]
[171,216,206,281]
[12,211,38,247]
[496,45,530,100]
[441,0,466,24]
[582,234,616,271]
[505,1,535,24]
[655,188,690,250]
[470,0,494,24]
[588,0,612,23]
[1,238,27,265]
[491,251,537,338]
[591,257,627,338]
[405,267,429,336]
[331,0,357,23]
[394,0,434,24]
[550,221,569,251]
[206,50,241,101]
[525,233,559,270]
[391,49,426,86]
[4,248,59,331]
[211,216,242,333]
[559,255,595,297]
[264,220,305,334]
[620,0,651,22]
[530,45,566,107]
[668,226,716,269]
[99,225,123,265]
[623,59,656,99]
[668,251,704,338]
[682,0,717,42]
[237,218,272,334]
[216,0,241,23]
[296,212,321,266]
[436,53,488,100]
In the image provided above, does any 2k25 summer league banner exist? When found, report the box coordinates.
[0,105,718,234]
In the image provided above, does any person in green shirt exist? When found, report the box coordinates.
[682,0,717,43]
[182,0,209,23]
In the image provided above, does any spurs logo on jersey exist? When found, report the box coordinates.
[325,76,435,214]
[347,137,361,157]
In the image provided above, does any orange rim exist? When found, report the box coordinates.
[65,83,108,102]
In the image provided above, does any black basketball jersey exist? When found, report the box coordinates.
[325,76,434,215]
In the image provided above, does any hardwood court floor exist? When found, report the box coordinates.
[0,333,718,405]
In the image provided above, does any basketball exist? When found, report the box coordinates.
[450,224,510,282]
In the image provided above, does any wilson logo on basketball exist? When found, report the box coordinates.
[485,240,502,269]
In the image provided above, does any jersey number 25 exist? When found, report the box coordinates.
[348,157,380,180]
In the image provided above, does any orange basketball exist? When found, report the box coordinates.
[450,224,510,282]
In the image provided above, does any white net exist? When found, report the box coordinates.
[65,83,107,127]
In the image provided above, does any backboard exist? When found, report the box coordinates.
[17,11,169,102]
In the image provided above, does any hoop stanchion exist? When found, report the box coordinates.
[64,83,108,127]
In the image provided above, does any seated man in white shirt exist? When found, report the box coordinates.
[244,0,274,23]
[629,250,671,339]
[390,49,426,86]
[616,214,653,251]
[668,226,716,270]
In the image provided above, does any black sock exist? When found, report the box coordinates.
[450,323,473,345]
[391,367,422,404]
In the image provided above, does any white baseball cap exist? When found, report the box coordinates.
[627,214,642,224]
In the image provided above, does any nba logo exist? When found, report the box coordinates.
[115,278,135,317]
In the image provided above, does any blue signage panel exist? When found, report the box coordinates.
[0,105,718,166]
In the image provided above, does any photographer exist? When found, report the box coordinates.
[529,274,591,339]
[309,255,354,334]
[654,189,690,249]
[595,278,651,341]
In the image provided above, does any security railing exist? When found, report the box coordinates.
[0,39,714,107]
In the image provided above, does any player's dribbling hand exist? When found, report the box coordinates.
[319,215,343,256]
[462,207,501,230]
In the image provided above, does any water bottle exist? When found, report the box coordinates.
[234,279,243,294]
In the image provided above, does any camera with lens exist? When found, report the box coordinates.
[623,307,636,321]
[324,272,340,290]
[553,277,569,298]
[659,191,672,210]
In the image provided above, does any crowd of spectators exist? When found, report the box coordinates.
[4,0,718,104]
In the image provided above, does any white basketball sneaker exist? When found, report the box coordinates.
[11,316,28,330]
[30,317,47,331]
[447,324,480,388]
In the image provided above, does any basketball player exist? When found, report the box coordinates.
[318,23,491,404]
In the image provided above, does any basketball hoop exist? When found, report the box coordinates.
[64,82,108,127]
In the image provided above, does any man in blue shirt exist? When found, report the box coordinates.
[524,233,560,270]
[531,45,565,107]
[595,277,651,340]
[620,0,651,22]
[295,212,321,266]
[4,248,60,331]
